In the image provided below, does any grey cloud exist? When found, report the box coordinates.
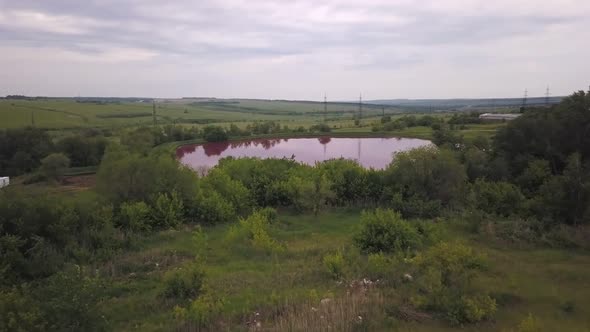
[0,0,588,98]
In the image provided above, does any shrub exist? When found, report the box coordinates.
[194,191,237,225]
[471,179,525,216]
[163,263,205,301]
[460,294,497,323]
[516,313,542,332]
[323,251,345,279]
[151,191,184,229]
[366,252,393,279]
[354,209,422,254]
[119,201,152,233]
[256,207,278,223]
[226,210,284,254]
[411,242,495,324]
[174,292,225,328]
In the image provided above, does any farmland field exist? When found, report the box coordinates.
[0,98,405,130]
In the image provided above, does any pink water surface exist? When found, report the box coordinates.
[177,137,431,172]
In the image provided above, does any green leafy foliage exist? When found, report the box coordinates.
[354,209,423,254]
[323,251,345,279]
[0,127,53,176]
[39,153,70,180]
[118,201,152,233]
[225,210,284,254]
[411,242,495,324]
[471,179,525,216]
[385,146,467,216]
[151,191,184,229]
[163,263,205,302]
[194,191,237,225]
[202,125,228,142]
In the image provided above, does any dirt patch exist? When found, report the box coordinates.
[61,174,96,190]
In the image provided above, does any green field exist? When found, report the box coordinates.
[0,98,403,130]
[97,209,590,331]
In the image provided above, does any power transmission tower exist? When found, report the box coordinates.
[545,86,550,106]
[324,93,327,122]
[521,88,528,111]
[152,100,157,126]
[358,94,363,121]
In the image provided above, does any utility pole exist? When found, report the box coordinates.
[152,99,157,126]
[324,93,327,122]
[545,86,550,106]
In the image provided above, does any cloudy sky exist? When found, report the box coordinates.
[1,0,589,100]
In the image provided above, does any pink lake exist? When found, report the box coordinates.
[177,137,432,173]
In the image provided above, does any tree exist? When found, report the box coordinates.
[285,169,333,215]
[96,145,199,208]
[120,127,155,155]
[385,146,467,209]
[202,126,228,142]
[39,153,70,180]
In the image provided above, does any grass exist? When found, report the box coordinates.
[96,209,590,331]
[0,99,402,130]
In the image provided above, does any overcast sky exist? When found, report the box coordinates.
[1,0,589,100]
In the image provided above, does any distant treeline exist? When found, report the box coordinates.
[367,96,564,110]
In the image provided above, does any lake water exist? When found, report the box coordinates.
[177,137,432,173]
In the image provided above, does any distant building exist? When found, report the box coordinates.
[0,177,9,189]
[479,113,521,121]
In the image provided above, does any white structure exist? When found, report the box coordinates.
[479,113,521,121]
[0,177,9,188]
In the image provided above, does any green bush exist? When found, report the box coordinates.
[385,147,467,209]
[194,191,237,225]
[225,210,284,254]
[366,252,393,279]
[411,242,495,324]
[471,179,525,216]
[354,209,423,254]
[119,201,152,233]
[323,251,345,280]
[516,313,542,332]
[151,191,184,229]
[163,263,205,301]
[174,292,225,328]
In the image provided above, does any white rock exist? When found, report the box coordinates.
[320,298,332,305]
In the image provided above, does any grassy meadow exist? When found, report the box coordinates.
[96,209,590,331]
[0,98,400,130]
